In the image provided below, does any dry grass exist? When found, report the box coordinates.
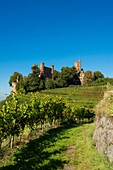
[94,90,113,118]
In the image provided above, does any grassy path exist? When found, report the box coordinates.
[0,123,113,170]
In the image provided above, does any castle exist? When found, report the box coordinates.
[12,63,54,93]
[12,59,95,92]
[74,58,95,85]
[74,58,81,71]
[32,63,54,80]
[74,58,84,85]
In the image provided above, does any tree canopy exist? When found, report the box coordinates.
[94,71,104,80]
[83,70,94,85]
[9,65,103,93]
[9,72,23,86]
[60,66,80,86]
[53,70,60,80]
[24,65,41,92]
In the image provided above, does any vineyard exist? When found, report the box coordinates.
[0,85,108,169]
[41,85,106,108]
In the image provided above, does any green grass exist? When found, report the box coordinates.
[73,123,113,170]
[1,123,113,170]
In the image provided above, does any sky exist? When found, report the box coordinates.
[0,0,113,100]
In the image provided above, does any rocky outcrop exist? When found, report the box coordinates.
[93,90,113,162]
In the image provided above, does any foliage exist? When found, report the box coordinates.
[54,78,67,88]
[16,87,26,95]
[1,123,113,169]
[16,81,25,92]
[0,100,6,109]
[0,89,96,151]
[9,65,105,94]
[9,72,23,87]
[53,66,80,88]
[46,79,55,89]
[94,90,113,117]
[42,85,105,109]
[83,70,94,85]
[0,85,107,169]
[53,70,60,80]
[9,65,81,93]
[90,77,113,86]
[94,71,104,80]
[24,74,31,92]
[60,66,80,86]
[39,79,45,90]
[24,65,40,92]
[9,72,25,92]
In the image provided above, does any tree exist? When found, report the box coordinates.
[94,71,104,80]
[53,70,60,80]
[9,72,25,92]
[24,65,41,92]
[9,72,23,86]
[83,70,93,85]
[54,78,67,88]
[60,66,80,86]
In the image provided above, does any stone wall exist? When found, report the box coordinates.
[12,82,17,93]
[93,91,113,162]
[93,116,113,162]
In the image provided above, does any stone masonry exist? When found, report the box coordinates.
[93,91,113,162]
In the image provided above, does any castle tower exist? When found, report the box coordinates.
[74,58,81,71]
[51,65,54,79]
[32,62,54,80]
[40,62,44,73]
[32,64,37,67]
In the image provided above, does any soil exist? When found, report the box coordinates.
[39,91,68,95]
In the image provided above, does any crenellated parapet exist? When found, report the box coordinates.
[74,58,81,71]
[32,62,54,80]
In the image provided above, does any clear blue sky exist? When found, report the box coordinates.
[0,0,113,99]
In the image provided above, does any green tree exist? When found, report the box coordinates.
[54,78,67,88]
[24,74,31,92]
[24,65,41,92]
[83,70,93,85]
[9,72,23,86]
[94,71,104,80]
[16,80,25,92]
[60,66,80,86]
[53,70,60,80]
